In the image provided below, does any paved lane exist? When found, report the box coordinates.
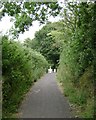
[19,73,72,118]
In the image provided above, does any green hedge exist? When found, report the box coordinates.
[57,3,95,118]
[2,36,48,117]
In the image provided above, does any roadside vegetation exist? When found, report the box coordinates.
[57,2,95,118]
[2,36,48,117]
[1,1,95,118]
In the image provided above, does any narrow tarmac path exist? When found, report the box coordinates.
[19,73,73,118]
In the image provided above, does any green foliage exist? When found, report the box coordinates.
[2,36,48,118]
[1,2,62,36]
[57,2,95,118]
[24,22,64,69]
[1,1,95,118]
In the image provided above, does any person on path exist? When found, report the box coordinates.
[54,69,56,73]
[48,66,52,73]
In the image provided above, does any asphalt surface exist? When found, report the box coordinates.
[19,73,73,118]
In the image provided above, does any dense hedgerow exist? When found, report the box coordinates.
[57,2,95,118]
[2,36,48,117]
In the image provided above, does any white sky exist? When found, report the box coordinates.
[0,1,64,42]
[0,15,13,35]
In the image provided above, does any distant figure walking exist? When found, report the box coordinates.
[54,69,56,73]
[48,66,52,73]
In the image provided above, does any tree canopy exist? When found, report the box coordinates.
[24,21,64,68]
[1,2,62,36]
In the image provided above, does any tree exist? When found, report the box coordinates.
[1,2,62,37]
[24,22,64,68]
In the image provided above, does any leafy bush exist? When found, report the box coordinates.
[2,36,48,117]
[57,2,95,118]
